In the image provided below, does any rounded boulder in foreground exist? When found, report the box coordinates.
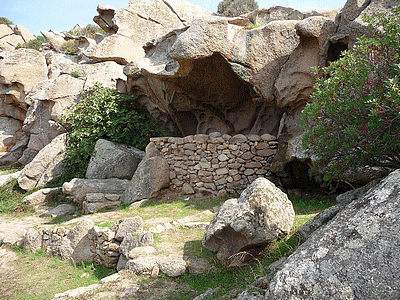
[202,177,295,264]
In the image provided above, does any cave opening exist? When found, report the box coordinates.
[282,160,322,193]
[326,41,348,64]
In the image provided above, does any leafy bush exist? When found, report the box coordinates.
[217,0,258,17]
[15,35,45,51]
[60,83,170,179]
[61,40,78,55]
[301,7,400,182]
[0,17,13,25]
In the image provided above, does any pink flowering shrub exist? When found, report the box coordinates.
[301,7,400,181]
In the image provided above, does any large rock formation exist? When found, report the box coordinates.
[0,49,47,163]
[0,24,34,51]
[123,6,339,138]
[265,169,400,299]
[121,0,396,187]
[88,0,213,65]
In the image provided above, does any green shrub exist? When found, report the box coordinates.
[15,35,45,51]
[70,70,82,78]
[60,83,170,179]
[0,17,13,25]
[217,0,258,17]
[61,40,78,55]
[301,7,400,182]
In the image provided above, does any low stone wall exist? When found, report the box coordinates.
[151,132,278,195]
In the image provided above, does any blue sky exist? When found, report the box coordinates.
[1,0,346,36]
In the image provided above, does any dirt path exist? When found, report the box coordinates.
[0,214,53,245]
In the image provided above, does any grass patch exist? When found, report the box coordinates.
[5,247,114,300]
[0,179,34,215]
[243,23,262,30]
[125,196,227,222]
[289,194,336,215]
[0,164,23,176]
[95,221,115,228]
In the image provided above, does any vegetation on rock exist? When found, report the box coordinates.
[0,17,13,25]
[68,24,104,38]
[217,0,258,17]
[15,35,45,51]
[302,7,400,182]
[60,83,170,179]
[61,40,78,55]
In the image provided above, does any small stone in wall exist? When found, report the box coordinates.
[182,183,195,194]
[114,217,144,241]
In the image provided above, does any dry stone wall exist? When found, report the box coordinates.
[150,132,278,195]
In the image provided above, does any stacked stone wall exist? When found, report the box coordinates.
[150,132,278,195]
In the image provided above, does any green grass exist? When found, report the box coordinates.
[0,179,34,215]
[123,196,228,223]
[243,23,262,30]
[7,247,115,300]
[95,221,115,228]
[290,194,336,215]
[0,164,23,175]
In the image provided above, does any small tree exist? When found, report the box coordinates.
[217,0,258,17]
[301,7,400,182]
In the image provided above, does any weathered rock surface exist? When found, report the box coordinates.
[119,231,153,258]
[0,117,23,153]
[332,0,398,47]
[23,228,43,252]
[266,169,400,299]
[121,143,169,204]
[84,34,145,65]
[62,178,130,204]
[59,218,95,263]
[0,24,34,51]
[125,17,300,136]
[86,139,145,179]
[40,30,67,52]
[275,16,336,110]
[18,133,66,191]
[0,170,22,186]
[39,204,75,218]
[0,49,48,94]
[114,217,144,241]
[82,193,121,214]
[124,3,341,139]
[202,177,295,264]
[21,187,61,206]
[127,254,187,277]
[90,0,212,65]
